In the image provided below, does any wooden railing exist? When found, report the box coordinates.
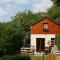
[20,47,33,54]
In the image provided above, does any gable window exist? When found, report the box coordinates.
[43,23,48,31]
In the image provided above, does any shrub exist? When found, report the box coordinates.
[56,34,60,50]
[0,54,30,60]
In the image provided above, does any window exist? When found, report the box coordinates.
[51,38,55,47]
[43,23,48,31]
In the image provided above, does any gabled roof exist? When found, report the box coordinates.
[32,17,60,26]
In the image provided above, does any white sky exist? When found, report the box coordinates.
[0,0,53,22]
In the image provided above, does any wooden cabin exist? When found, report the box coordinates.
[31,17,60,53]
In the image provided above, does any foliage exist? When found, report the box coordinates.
[52,0,60,6]
[0,10,46,56]
[56,34,60,50]
[0,54,48,60]
[0,54,30,60]
[11,10,46,47]
[0,22,22,55]
[47,6,60,23]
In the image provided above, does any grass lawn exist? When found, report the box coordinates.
[31,55,48,60]
[0,55,48,60]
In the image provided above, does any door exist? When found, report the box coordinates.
[36,38,45,52]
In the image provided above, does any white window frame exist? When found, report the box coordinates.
[43,23,48,31]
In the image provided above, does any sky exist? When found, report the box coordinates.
[0,0,53,22]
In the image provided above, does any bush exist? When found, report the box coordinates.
[56,34,60,50]
[0,54,30,60]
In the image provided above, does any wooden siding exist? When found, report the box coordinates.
[31,18,60,34]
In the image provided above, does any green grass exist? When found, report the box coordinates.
[31,55,48,60]
[0,55,48,60]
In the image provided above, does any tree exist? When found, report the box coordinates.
[47,6,60,23]
[0,22,22,55]
[52,0,60,6]
[12,10,46,47]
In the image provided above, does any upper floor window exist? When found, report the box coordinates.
[43,23,48,31]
